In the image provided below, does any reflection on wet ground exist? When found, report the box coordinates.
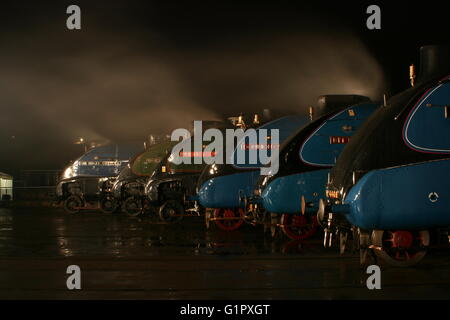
[1,207,450,299]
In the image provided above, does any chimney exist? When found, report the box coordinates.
[315,94,371,117]
[416,45,450,84]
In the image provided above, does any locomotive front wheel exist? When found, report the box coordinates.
[213,208,244,231]
[159,200,184,223]
[63,195,83,214]
[371,230,430,267]
[280,213,319,241]
[122,197,143,217]
[99,196,118,214]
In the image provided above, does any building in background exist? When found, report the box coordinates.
[0,172,13,200]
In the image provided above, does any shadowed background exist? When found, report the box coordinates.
[0,1,448,173]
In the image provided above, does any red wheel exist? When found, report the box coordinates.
[280,214,318,240]
[213,208,244,231]
[371,230,429,267]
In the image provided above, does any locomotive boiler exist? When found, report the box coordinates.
[318,45,450,267]
[254,96,377,240]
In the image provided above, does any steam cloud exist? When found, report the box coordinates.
[0,23,384,172]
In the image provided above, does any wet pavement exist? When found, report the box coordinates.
[1,207,450,299]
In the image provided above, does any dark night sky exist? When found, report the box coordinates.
[0,0,449,175]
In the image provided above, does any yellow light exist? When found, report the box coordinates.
[326,189,339,199]
[63,166,73,179]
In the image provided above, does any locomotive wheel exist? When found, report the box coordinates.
[159,200,184,223]
[280,213,318,241]
[122,197,143,217]
[371,230,430,267]
[213,208,244,231]
[99,196,118,214]
[64,195,83,214]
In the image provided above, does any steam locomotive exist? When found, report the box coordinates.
[56,143,144,213]
[144,137,211,223]
[254,95,378,240]
[197,115,309,231]
[143,119,259,223]
[318,45,450,267]
[112,140,177,216]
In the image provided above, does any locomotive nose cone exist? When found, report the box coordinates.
[301,196,306,215]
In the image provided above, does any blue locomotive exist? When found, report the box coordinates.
[196,114,309,231]
[196,95,371,232]
[56,143,144,213]
[255,96,378,240]
[318,45,450,267]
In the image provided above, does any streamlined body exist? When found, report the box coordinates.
[197,115,310,231]
[111,140,177,216]
[144,138,211,223]
[319,46,450,266]
[56,143,144,213]
[255,97,377,239]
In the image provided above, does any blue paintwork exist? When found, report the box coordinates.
[198,170,260,208]
[339,80,450,230]
[262,169,329,214]
[300,104,378,166]
[198,116,309,209]
[261,102,378,215]
[232,115,310,169]
[343,158,450,230]
[68,143,144,177]
[404,78,450,153]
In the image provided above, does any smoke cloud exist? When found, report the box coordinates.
[0,17,384,173]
